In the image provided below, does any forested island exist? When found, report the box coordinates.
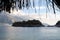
[12,19,44,27]
[12,20,60,27]
[55,21,60,27]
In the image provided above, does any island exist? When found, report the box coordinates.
[55,21,60,27]
[12,19,44,27]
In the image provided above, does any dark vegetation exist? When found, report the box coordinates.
[55,21,60,27]
[12,19,44,27]
[0,0,60,13]
[12,20,60,27]
[0,0,31,13]
[52,0,60,14]
[53,0,60,9]
[0,0,15,13]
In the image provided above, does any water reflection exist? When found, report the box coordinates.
[0,24,60,40]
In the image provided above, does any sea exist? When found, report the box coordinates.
[0,23,60,40]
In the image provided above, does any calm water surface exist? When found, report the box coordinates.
[0,24,60,40]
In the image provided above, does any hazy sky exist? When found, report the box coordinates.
[11,0,60,25]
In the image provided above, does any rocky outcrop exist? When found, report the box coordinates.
[12,19,44,27]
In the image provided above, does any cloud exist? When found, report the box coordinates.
[10,9,60,25]
[0,11,13,24]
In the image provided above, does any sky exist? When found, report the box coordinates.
[10,0,60,25]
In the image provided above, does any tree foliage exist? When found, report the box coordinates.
[0,0,15,13]
[0,0,60,13]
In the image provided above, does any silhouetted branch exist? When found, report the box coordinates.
[0,0,60,14]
